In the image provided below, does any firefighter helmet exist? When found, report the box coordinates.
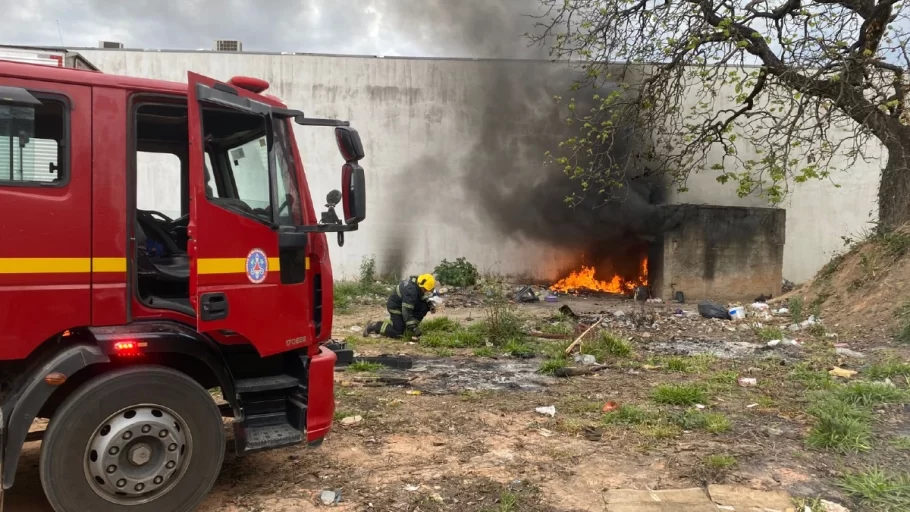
[417,274,436,292]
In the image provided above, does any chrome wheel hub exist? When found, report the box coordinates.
[84,405,191,505]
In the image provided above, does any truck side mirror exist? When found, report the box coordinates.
[341,163,366,225]
[335,126,365,162]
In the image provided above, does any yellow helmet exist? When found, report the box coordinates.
[417,274,436,292]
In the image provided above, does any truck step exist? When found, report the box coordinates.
[235,374,299,394]
[234,421,302,454]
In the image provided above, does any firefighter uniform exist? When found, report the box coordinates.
[363,274,436,339]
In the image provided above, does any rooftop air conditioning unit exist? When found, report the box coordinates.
[99,41,124,49]
[215,40,243,52]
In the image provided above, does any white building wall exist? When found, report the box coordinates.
[78,49,883,284]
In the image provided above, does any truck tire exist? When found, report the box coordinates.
[39,365,225,512]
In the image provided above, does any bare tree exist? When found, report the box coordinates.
[533,0,910,227]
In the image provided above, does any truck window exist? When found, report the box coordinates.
[136,151,182,219]
[0,98,66,185]
[227,135,271,215]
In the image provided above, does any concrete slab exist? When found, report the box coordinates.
[707,484,793,511]
[605,488,720,511]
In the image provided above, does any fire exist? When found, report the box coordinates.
[551,258,648,294]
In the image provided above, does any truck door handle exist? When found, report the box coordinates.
[200,293,229,321]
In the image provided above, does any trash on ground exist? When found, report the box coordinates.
[350,326,362,332]
[695,404,706,409]
[574,354,597,366]
[602,401,619,413]
[829,367,857,379]
[554,365,608,377]
[404,484,421,492]
[559,304,578,319]
[320,490,339,506]
[776,307,789,315]
[538,428,555,437]
[535,405,556,417]
[766,339,781,348]
[674,291,685,303]
[340,415,363,426]
[746,403,759,408]
[738,377,758,387]
[728,306,746,320]
[835,347,865,358]
[406,390,422,395]
[514,285,540,303]
[614,310,626,318]
[699,301,732,320]
[545,294,558,302]
[819,499,851,512]
[751,302,770,311]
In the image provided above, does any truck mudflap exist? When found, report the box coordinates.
[1,344,109,491]
[306,345,337,443]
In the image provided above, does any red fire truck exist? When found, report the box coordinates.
[0,60,366,511]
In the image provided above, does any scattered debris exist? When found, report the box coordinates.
[350,326,362,332]
[406,390,422,395]
[782,279,795,293]
[354,355,414,370]
[558,304,578,319]
[746,403,759,408]
[514,285,541,303]
[535,405,556,417]
[699,301,732,320]
[320,490,339,506]
[754,293,773,303]
[829,367,857,379]
[613,310,626,318]
[729,306,746,320]
[738,377,758,387]
[819,499,851,512]
[544,294,558,303]
[340,415,363,426]
[674,291,685,303]
[835,347,865,358]
[564,317,605,355]
[554,365,608,377]
[404,484,421,492]
[602,401,619,413]
[574,354,597,365]
[694,404,706,409]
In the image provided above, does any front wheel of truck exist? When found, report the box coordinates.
[39,366,225,512]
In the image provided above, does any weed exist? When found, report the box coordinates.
[434,257,479,287]
[586,330,633,358]
[891,436,910,450]
[665,357,693,372]
[708,371,739,391]
[491,490,519,512]
[793,497,823,511]
[421,316,460,333]
[834,382,908,407]
[789,297,804,323]
[359,255,377,284]
[807,415,872,453]
[538,357,569,375]
[602,404,656,425]
[818,254,845,280]
[504,338,535,358]
[473,346,496,358]
[347,361,384,373]
[704,454,737,470]
[865,359,910,380]
[755,326,784,342]
[652,383,709,406]
[807,323,827,337]
[757,395,775,409]
[791,363,836,390]
[481,303,525,345]
[539,320,573,335]
[705,413,732,433]
[839,468,910,511]
[333,279,390,313]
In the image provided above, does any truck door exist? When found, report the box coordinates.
[187,72,312,357]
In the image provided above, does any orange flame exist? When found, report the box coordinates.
[551,258,648,294]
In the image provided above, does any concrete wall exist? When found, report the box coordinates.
[651,205,786,302]
[77,49,884,284]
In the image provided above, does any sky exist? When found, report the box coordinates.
[0,0,546,58]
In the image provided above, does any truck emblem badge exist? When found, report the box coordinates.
[246,248,268,284]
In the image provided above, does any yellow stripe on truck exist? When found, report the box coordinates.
[197,258,282,275]
[0,258,127,274]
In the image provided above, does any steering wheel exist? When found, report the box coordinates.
[144,210,174,225]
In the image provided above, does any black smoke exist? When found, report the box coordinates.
[374,1,672,280]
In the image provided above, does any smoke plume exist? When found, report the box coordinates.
[379,1,669,279]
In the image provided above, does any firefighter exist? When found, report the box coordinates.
[363,274,436,339]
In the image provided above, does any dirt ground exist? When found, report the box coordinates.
[7,293,910,511]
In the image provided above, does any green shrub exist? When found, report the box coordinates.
[652,383,709,406]
[433,257,479,287]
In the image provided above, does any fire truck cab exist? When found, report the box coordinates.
[0,61,366,511]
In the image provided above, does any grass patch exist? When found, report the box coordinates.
[834,382,908,407]
[347,361,384,373]
[667,410,730,433]
[538,357,569,375]
[504,338,535,358]
[433,347,454,357]
[840,468,910,512]
[652,383,709,406]
[333,279,390,313]
[704,454,737,470]
[481,302,524,343]
[420,323,486,349]
[789,297,804,323]
[865,359,910,380]
[891,436,910,450]
[421,316,460,333]
[602,404,658,425]
[791,363,836,390]
[582,330,632,360]
[705,413,732,433]
[707,371,739,391]
[473,346,496,358]
[807,415,872,453]
[755,326,784,342]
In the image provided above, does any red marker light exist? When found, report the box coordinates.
[112,341,142,356]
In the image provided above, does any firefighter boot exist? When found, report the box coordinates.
[363,322,382,336]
